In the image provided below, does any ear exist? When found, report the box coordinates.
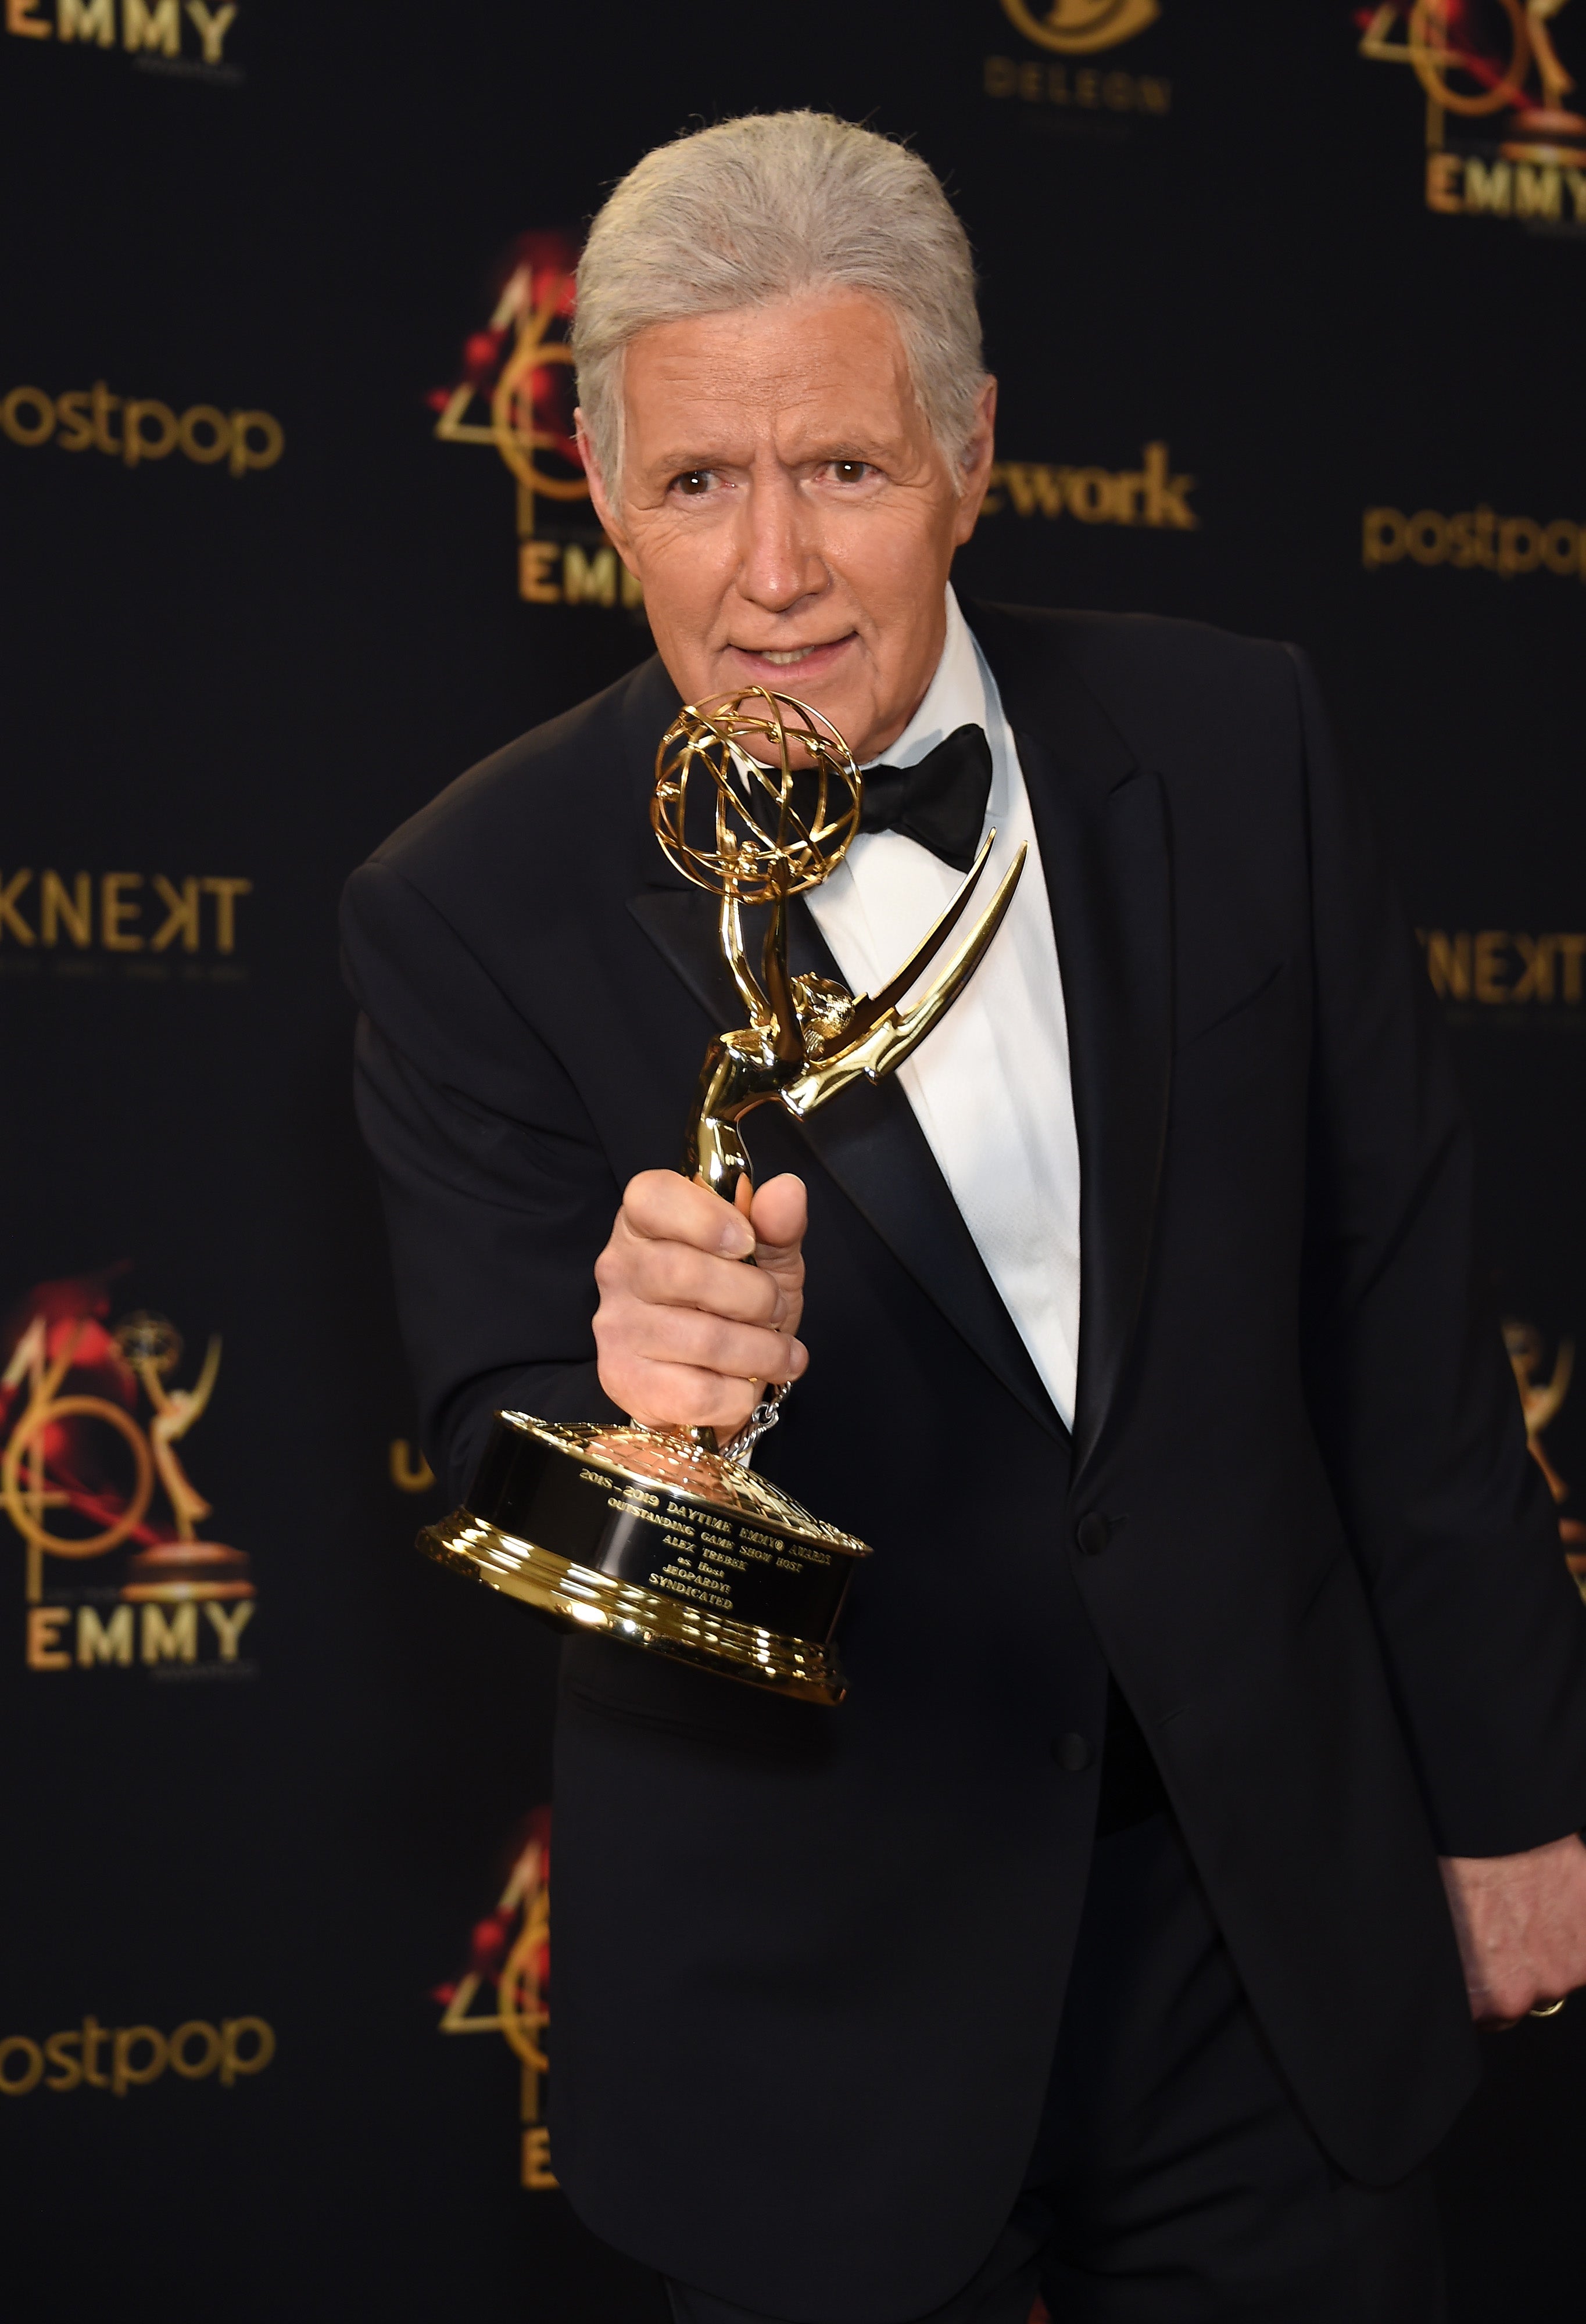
[951,375,998,547]
[575,411,639,572]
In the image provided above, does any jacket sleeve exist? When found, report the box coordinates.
[1291,643,1586,1856]
[340,855,624,1504]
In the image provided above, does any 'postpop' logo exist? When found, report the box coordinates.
[0,381,282,477]
[0,2013,274,2097]
[1363,502,1586,579]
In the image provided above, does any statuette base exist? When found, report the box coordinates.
[418,1413,869,1705]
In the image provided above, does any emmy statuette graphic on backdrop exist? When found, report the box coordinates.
[2,1293,254,1611]
[1360,1,1586,168]
[420,691,1026,1702]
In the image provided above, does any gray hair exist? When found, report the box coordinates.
[572,112,987,489]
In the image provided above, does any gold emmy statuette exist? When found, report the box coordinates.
[420,689,1026,1703]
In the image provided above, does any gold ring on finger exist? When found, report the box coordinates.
[1530,1997,1567,2018]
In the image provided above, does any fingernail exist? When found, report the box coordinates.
[719,1221,754,1257]
[790,1340,808,1376]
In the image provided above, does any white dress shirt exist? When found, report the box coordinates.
[804,587,1082,1429]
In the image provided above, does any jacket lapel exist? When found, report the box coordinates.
[966,602,1175,1481]
[626,881,1062,1440]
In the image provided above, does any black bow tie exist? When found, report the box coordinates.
[858,723,994,873]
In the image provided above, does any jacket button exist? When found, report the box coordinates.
[1053,1732,1094,1773]
[1075,1513,1112,1556]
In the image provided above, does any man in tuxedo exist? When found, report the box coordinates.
[342,113,1586,2323]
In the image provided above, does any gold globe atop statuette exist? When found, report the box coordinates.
[417,686,1028,1703]
[653,687,860,906]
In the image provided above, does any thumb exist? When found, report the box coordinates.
[747,1172,807,1271]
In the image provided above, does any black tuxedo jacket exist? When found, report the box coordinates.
[342,605,1586,2322]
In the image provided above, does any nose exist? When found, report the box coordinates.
[736,469,827,616]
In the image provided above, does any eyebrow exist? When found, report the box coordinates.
[642,434,900,477]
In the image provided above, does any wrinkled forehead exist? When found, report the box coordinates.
[620,290,932,469]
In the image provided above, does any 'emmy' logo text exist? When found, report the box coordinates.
[1427,151,1586,221]
[26,1598,255,1670]
[519,537,647,610]
[5,0,239,68]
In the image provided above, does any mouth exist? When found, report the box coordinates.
[728,633,855,681]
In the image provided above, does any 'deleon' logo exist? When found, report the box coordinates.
[1000,0,1158,49]
[986,0,1169,117]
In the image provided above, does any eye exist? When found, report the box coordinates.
[669,469,715,497]
[828,460,873,484]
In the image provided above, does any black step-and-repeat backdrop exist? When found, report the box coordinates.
[3,4,1584,2317]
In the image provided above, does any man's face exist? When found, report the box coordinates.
[578,291,996,763]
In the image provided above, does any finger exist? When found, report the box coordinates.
[622,1362,761,1437]
[618,1239,782,1325]
[622,1168,755,1258]
[749,1172,808,1271]
[1470,1976,1543,2026]
[622,1304,807,1386]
